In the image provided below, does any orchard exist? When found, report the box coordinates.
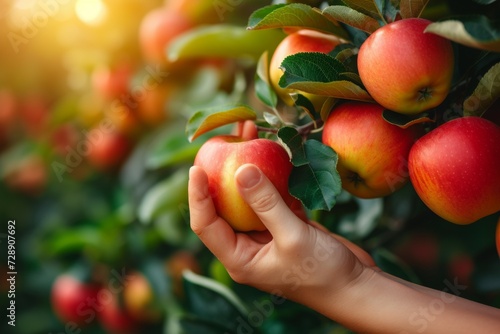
[1,0,500,333]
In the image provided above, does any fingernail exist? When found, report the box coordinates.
[236,164,261,189]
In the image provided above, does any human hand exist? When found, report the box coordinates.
[188,163,378,307]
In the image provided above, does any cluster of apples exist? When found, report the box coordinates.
[194,18,500,232]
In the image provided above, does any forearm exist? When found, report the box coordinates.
[302,268,500,334]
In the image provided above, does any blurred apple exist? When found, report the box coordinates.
[91,61,136,101]
[19,94,49,138]
[0,89,18,150]
[448,253,474,285]
[51,274,101,327]
[123,272,162,323]
[98,292,138,334]
[139,7,194,65]
[4,154,47,196]
[86,129,133,171]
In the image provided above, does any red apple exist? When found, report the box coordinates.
[139,7,194,65]
[51,274,101,327]
[4,154,47,196]
[98,292,138,334]
[270,29,341,111]
[91,61,135,101]
[358,18,454,114]
[86,129,133,171]
[322,102,421,198]
[194,135,301,231]
[122,272,162,323]
[409,116,500,224]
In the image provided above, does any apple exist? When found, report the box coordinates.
[4,154,47,196]
[98,292,138,334]
[322,102,421,198]
[193,135,301,231]
[51,274,101,327]
[408,116,500,224]
[86,129,133,171]
[123,272,162,323]
[269,29,342,111]
[358,18,454,115]
[448,253,474,285]
[394,231,440,270]
[139,7,194,65]
[91,61,135,101]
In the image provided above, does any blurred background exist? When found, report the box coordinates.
[0,0,499,333]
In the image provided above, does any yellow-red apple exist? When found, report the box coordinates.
[123,272,162,323]
[86,129,133,171]
[269,29,341,111]
[358,18,454,114]
[193,135,301,231]
[322,102,421,198]
[408,116,500,224]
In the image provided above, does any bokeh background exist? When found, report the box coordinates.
[0,1,499,333]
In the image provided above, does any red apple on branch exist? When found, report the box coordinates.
[408,116,500,224]
[322,102,421,198]
[269,29,342,111]
[358,18,454,115]
[194,135,301,231]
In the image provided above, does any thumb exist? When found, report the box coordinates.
[235,164,304,239]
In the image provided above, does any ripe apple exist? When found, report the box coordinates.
[122,272,162,323]
[91,61,135,101]
[139,7,194,65]
[322,102,421,198]
[98,292,138,334]
[51,274,101,327]
[193,135,301,231]
[269,29,342,111]
[358,18,454,114]
[86,129,133,171]
[408,116,500,224]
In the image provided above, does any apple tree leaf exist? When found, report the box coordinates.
[254,51,278,109]
[382,109,435,128]
[278,127,342,211]
[471,0,498,5]
[279,52,373,101]
[374,0,400,23]
[186,104,257,142]
[168,25,286,62]
[182,271,248,332]
[247,3,351,41]
[425,16,500,52]
[399,0,430,19]
[463,62,500,117]
[322,6,381,33]
[331,0,382,19]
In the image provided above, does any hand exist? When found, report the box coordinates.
[188,163,379,306]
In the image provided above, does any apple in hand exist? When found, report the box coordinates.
[194,135,301,232]
[322,102,421,198]
[269,29,341,111]
[358,18,454,115]
[51,274,101,327]
[409,116,500,224]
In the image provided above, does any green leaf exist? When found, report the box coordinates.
[278,127,342,211]
[182,271,248,332]
[254,51,278,108]
[248,4,350,41]
[147,128,201,170]
[374,0,400,23]
[179,316,236,334]
[463,62,500,117]
[372,248,422,284]
[382,109,435,128]
[137,168,189,224]
[332,0,382,19]
[278,52,373,101]
[168,25,286,62]
[186,104,257,142]
[425,16,500,52]
[399,0,430,19]
[322,6,381,33]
